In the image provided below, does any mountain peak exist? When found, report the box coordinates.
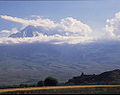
[9,25,42,38]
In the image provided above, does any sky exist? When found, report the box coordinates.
[0,0,120,44]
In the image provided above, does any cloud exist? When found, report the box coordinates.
[0,15,95,44]
[0,15,56,29]
[56,17,92,37]
[11,28,19,34]
[0,15,92,37]
[0,34,95,45]
[105,12,120,39]
[0,28,18,34]
[0,30,11,33]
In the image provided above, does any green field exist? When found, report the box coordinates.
[0,85,120,94]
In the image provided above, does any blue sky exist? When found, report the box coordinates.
[0,0,120,37]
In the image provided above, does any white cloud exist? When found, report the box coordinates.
[0,35,95,45]
[0,15,95,44]
[0,15,92,37]
[105,12,120,39]
[0,15,56,29]
[56,17,92,37]
[0,30,11,33]
[0,28,18,34]
[31,15,41,19]
[11,28,19,34]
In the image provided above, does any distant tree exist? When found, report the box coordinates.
[37,80,44,86]
[44,76,58,86]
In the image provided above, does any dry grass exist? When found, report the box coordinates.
[0,85,120,94]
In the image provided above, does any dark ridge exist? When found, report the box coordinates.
[66,69,120,85]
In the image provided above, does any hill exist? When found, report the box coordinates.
[66,69,120,85]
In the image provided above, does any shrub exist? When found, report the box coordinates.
[37,80,44,86]
[44,76,58,86]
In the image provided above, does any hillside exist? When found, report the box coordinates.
[0,42,120,85]
[66,69,120,85]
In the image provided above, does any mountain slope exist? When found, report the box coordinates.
[9,25,43,38]
[66,69,120,85]
[0,42,120,85]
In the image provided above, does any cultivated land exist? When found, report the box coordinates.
[0,85,120,94]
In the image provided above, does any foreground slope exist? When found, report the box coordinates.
[66,69,120,85]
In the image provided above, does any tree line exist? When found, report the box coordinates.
[0,76,59,89]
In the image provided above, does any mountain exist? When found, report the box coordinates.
[0,41,120,86]
[65,69,120,85]
[0,26,120,86]
[9,25,43,38]
[9,25,60,38]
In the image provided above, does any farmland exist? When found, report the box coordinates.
[0,85,120,94]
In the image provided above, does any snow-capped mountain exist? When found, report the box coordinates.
[9,25,45,38]
[0,25,119,86]
[9,25,62,38]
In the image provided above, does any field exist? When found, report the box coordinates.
[0,85,120,94]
